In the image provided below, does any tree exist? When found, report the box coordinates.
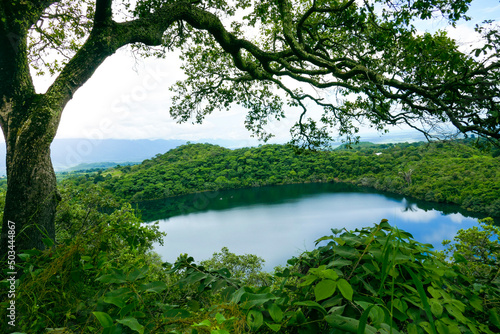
[0,0,499,253]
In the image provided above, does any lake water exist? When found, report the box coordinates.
[139,183,484,270]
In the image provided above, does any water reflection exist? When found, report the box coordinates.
[140,183,485,271]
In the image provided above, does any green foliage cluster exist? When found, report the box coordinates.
[65,140,500,217]
[200,247,270,287]
[441,217,500,307]
[0,185,166,333]
[2,194,500,333]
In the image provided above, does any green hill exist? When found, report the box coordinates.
[61,140,500,217]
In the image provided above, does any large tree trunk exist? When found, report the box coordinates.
[0,93,62,255]
[1,130,59,254]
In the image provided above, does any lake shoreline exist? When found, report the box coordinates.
[133,179,497,222]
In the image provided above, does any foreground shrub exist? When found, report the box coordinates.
[2,213,499,333]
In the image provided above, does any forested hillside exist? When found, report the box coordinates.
[63,140,500,217]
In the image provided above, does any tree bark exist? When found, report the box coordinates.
[1,118,60,253]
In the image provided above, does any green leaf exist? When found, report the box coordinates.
[337,278,353,301]
[247,310,264,331]
[469,295,483,312]
[407,268,437,334]
[103,296,127,308]
[315,235,334,244]
[181,271,207,285]
[265,322,281,332]
[327,305,346,315]
[322,269,339,280]
[165,308,191,319]
[93,312,114,328]
[103,288,134,308]
[139,281,167,293]
[333,245,360,259]
[444,304,467,323]
[358,305,375,334]
[325,314,378,334]
[42,238,54,247]
[215,313,226,324]
[116,317,144,334]
[83,263,94,270]
[240,292,277,310]
[299,274,318,287]
[267,303,283,322]
[211,330,230,334]
[314,279,337,301]
[128,265,148,282]
[489,308,500,329]
[429,299,443,317]
[294,301,327,314]
[97,273,127,284]
[192,319,212,327]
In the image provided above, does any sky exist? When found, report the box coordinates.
[30,0,500,146]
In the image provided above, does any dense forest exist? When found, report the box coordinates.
[63,140,500,218]
[2,140,500,333]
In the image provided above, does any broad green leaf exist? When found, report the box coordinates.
[337,279,353,301]
[93,312,114,328]
[83,263,94,270]
[333,245,360,259]
[240,292,277,310]
[267,303,283,322]
[299,274,318,287]
[407,268,437,334]
[444,304,467,323]
[192,319,211,327]
[469,295,483,312]
[333,237,346,245]
[322,295,343,309]
[230,288,246,304]
[429,299,443,317]
[247,310,263,331]
[97,273,127,284]
[314,279,337,301]
[42,238,54,247]
[325,314,378,334]
[211,330,230,334]
[265,322,281,332]
[139,281,167,293]
[489,308,500,329]
[322,269,339,280]
[215,313,226,324]
[358,305,375,334]
[128,265,148,282]
[182,271,207,285]
[315,235,334,244]
[119,303,137,318]
[393,298,408,313]
[116,317,144,334]
[466,323,479,334]
[103,296,127,308]
[294,301,327,314]
[327,305,345,315]
[165,308,191,319]
[331,259,352,268]
[187,300,201,312]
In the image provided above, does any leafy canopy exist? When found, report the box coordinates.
[24,0,500,147]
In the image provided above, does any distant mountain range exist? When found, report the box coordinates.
[0,132,428,176]
[0,139,183,176]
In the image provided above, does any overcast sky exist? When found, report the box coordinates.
[30,0,500,145]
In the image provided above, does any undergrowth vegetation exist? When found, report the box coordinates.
[1,185,499,333]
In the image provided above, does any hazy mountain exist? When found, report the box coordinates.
[0,139,187,176]
[0,131,428,176]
